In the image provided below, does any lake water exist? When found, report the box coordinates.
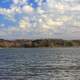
[0,48,80,80]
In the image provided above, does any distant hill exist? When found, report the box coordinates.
[0,39,80,48]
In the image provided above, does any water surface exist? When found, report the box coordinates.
[0,48,80,80]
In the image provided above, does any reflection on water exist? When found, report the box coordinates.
[0,48,80,80]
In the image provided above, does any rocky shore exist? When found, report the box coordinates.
[0,39,80,48]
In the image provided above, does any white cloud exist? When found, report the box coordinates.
[37,7,45,14]
[0,0,80,39]
[73,21,80,27]
[47,0,55,8]
[46,18,63,26]
[22,5,34,13]
[0,6,21,15]
[13,0,19,4]
[40,15,64,29]
[68,5,80,11]
[56,16,72,22]
[13,0,26,5]
[19,19,29,30]
[55,3,80,11]
[55,3,65,12]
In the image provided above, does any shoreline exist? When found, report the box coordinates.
[0,39,80,48]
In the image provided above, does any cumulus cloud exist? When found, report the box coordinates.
[46,19,63,26]
[56,16,72,22]
[22,5,34,13]
[0,0,80,39]
[55,3,65,12]
[67,5,80,11]
[13,0,26,5]
[55,2,80,12]
[19,19,29,30]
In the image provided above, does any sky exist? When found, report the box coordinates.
[0,0,80,40]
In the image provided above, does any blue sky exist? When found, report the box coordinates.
[0,0,80,40]
[0,0,12,8]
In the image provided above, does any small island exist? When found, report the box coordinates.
[0,39,80,48]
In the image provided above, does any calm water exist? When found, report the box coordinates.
[0,48,80,80]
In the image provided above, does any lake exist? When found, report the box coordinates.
[0,48,80,80]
